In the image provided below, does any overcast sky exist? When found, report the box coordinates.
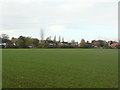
[0,0,118,42]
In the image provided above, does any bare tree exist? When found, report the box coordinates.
[59,36,61,42]
[71,40,75,44]
[49,36,51,40]
[54,36,56,41]
[0,34,9,39]
[40,28,44,43]
[62,37,64,42]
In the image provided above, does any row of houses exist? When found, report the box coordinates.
[0,39,14,48]
[41,39,120,48]
[109,43,120,48]
[1,37,120,48]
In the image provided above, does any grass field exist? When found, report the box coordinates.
[2,49,118,88]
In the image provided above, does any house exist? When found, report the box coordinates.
[110,43,120,48]
[45,40,57,47]
[6,40,14,47]
[72,42,78,46]
[92,42,100,48]
[59,42,68,47]
[0,38,8,48]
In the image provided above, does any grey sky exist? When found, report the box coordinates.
[0,0,118,42]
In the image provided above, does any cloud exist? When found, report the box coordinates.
[60,3,93,12]
[46,25,66,32]
[96,36,118,41]
[0,29,18,35]
[2,0,35,4]
[0,0,118,41]
[2,0,65,4]
[59,0,118,13]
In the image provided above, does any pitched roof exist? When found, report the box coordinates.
[110,43,120,46]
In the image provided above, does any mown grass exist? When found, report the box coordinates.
[2,49,118,88]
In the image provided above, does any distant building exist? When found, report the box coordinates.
[45,40,56,47]
[59,42,68,47]
[92,42,100,48]
[110,43,120,48]
[6,40,14,47]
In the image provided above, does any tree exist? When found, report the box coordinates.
[80,39,86,48]
[40,28,44,43]
[59,36,61,42]
[31,38,39,48]
[11,37,17,46]
[46,37,50,40]
[54,36,56,42]
[0,34,9,46]
[62,37,64,42]
[102,41,108,48]
[91,40,96,43]
[17,36,26,48]
[108,41,113,46]
[81,39,85,43]
[97,40,105,47]
[71,40,75,44]
[17,36,31,48]
[0,34,9,39]
[86,41,89,43]
[6,40,14,48]
[49,36,51,40]
[25,37,32,47]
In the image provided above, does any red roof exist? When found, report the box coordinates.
[110,43,120,47]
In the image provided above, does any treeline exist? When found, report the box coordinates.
[0,34,120,49]
[1,34,39,48]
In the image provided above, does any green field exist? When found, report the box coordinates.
[2,49,118,88]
